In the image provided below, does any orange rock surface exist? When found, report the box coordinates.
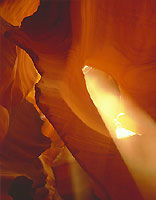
[1,0,156,199]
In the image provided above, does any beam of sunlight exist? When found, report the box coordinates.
[82,65,156,199]
[82,65,138,139]
[82,66,140,139]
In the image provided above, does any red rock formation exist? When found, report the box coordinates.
[1,0,156,199]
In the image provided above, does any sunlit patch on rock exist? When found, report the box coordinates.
[114,113,137,139]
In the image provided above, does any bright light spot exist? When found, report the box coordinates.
[82,65,92,74]
[116,127,136,139]
[40,115,46,120]
[114,113,142,139]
